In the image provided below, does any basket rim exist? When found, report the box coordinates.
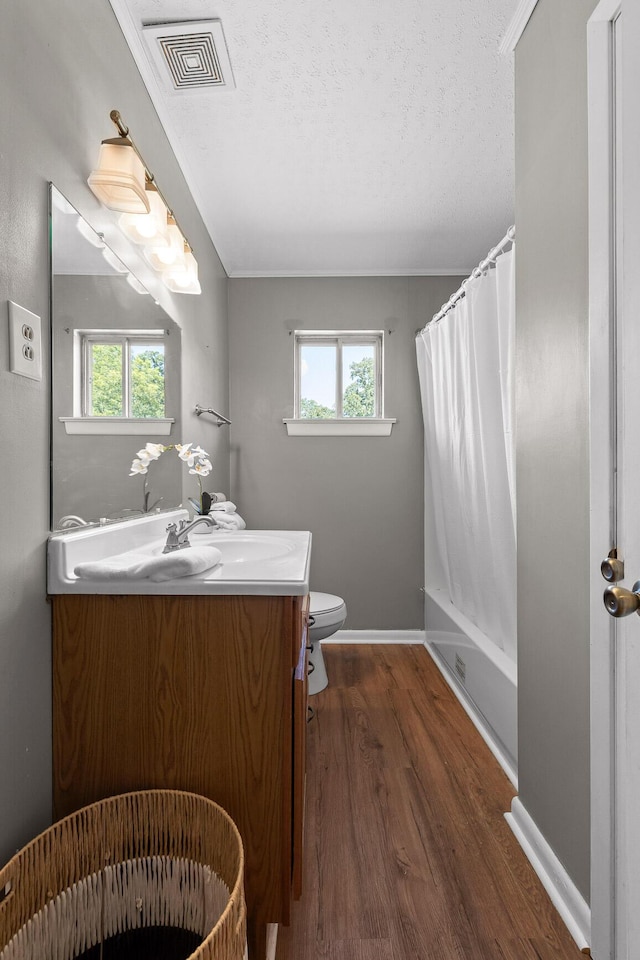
[0,789,246,957]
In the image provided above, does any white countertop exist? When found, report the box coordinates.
[48,510,312,596]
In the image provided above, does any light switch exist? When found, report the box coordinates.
[8,301,42,381]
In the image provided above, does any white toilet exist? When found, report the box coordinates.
[307,591,347,695]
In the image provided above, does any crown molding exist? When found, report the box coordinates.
[499,0,541,55]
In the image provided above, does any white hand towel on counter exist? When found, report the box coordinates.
[211,512,246,531]
[74,544,223,582]
[210,500,237,514]
[145,545,222,581]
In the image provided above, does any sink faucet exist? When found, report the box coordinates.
[163,515,216,553]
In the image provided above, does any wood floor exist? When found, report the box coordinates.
[276,645,585,960]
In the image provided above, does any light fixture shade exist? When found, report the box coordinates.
[126,273,149,295]
[87,138,150,214]
[102,246,129,273]
[163,248,201,295]
[118,183,169,246]
[143,220,185,270]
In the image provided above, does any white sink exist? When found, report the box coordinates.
[48,510,311,596]
[152,532,296,564]
[212,535,293,563]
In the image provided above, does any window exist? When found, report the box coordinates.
[294,331,383,420]
[82,332,165,419]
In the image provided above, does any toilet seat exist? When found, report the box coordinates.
[309,592,347,637]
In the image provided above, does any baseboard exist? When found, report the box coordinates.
[424,641,518,788]
[505,798,591,953]
[266,923,277,960]
[322,629,426,645]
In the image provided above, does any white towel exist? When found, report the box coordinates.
[211,512,246,531]
[74,545,222,582]
[210,500,237,514]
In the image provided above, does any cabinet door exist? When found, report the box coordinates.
[53,593,294,929]
[291,594,310,900]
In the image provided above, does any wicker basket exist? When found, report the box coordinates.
[0,790,246,960]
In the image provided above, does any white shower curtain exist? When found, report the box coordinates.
[416,248,516,661]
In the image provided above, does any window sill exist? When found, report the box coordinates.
[283,418,396,437]
[59,417,175,436]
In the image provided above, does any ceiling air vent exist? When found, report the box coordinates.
[142,20,236,94]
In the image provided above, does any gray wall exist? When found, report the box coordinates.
[0,0,229,863]
[515,0,598,900]
[228,276,461,630]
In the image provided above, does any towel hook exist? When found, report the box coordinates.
[194,404,232,427]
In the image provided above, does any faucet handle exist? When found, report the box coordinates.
[162,522,180,554]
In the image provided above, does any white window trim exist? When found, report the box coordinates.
[59,417,175,436]
[291,330,393,435]
[81,330,166,419]
[67,328,169,435]
[283,418,395,437]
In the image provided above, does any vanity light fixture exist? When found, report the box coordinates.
[88,137,149,214]
[118,182,169,247]
[162,243,201,295]
[143,214,186,271]
[88,110,200,294]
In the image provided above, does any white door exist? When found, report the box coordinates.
[589,2,640,958]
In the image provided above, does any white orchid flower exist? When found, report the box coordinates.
[129,458,149,476]
[136,442,165,464]
[130,442,213,519]
[177,443,209,467]
[189,458,212,477]
[144,442,165,459]
[175,443,193,462]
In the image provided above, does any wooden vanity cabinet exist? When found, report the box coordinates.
[52,592,310,960]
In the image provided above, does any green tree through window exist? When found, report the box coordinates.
[87,337,165,418]
[343,357,375,417]
[300,397,336,419]
[91,344,123,416]
[131,348,165,418]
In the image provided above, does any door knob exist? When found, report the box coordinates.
[601,550,625,583]
[603,581,640,617]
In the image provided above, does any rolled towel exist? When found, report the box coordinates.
[74,544,222,582]
[210,500,237,514]
[74,550,157,581]
[211,512,246,531]
[146,545,223,581]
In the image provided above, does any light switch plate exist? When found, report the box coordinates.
[8,301,42,381]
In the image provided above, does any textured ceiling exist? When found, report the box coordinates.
[109,0,516,277]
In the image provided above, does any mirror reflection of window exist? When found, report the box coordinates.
[82,333,166,418]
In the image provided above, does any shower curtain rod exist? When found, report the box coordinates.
[416,224,515,335]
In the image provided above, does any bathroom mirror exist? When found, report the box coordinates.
[50,185,182,531]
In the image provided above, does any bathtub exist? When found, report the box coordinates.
[425,587,517,786]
